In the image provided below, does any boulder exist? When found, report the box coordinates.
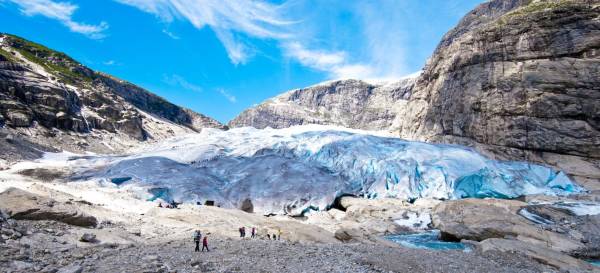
[0,187,97,227]
[431,198,586,255]
[478,238,596,272]
[57,265,83,273]
[79,233,97,243]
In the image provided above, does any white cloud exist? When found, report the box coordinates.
[115,0,417,80]
[8,0,108,39]
[115,0,290,65]
[283,42,374,79]
[103,60,115,65]
[163,74,203,93]
[217,88,236,103]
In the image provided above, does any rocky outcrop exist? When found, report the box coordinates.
[0,34,225,159]
[394,0,600,187]
[477,238,597,272]
[229,77,417,130]
[0,188,97,227]
[431,198,600,258]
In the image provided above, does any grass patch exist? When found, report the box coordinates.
[497,0,574,26]
[0,47,16,63]
[2,33,95,84]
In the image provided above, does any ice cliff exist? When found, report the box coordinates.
[69,125,582,215]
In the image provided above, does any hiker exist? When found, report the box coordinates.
[193,230,202,252]
[251,227,256,238]
[239,227,243,237]
[267,234,271,240]
[158,202,162,208]
[241,226,246,238]
[272,233,277,240]
[202,235,209,252]
[277,228,282,240]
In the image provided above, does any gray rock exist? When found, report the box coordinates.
[56,265,83,273]
[478,238,595,272]
[229,77,417,130]
[431,198,596,257]
[0,187,97,227]
[79,233,96,243]
[11,260,33,270]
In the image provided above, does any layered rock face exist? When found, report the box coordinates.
[395,0,600,187]
[0,34,224,160]
[230,0,600,188]
[228,77,417,130]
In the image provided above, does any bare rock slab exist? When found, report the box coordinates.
[0,187,97,227]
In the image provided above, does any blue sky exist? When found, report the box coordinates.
[0,0,483,123]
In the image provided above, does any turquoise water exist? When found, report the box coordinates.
[386,230,469,251]
[147,187,172,202]
[588,260,600,267]
[110,177,132,185]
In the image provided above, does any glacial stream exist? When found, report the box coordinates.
[385,230,470,251]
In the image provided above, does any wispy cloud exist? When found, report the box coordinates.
[115,0,290,65]
[7,0,108,39]
[217,88,236,103]
[103,60,116,65]
[162,29,180,40]
[283,42,373,79]
[115,0,418,80]
[163,74,203,93]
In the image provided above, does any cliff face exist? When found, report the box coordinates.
[228,0,600,188]
[228,77,417,130]
[0,34,224,161]
[395,0,600,187]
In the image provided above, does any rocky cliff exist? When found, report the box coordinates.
[228,77,417,130]
[394,0,600,188]
[0,34,225,162]
[230,0,600,189]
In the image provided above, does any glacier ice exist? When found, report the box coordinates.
[65,125,583,215]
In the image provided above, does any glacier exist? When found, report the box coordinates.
[64,125,582,215]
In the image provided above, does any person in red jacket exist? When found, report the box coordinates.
[202,235,209,252]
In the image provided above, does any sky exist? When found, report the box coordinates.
[0,0,483,123]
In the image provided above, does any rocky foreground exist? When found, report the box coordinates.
[1,216,558,273]
[0,171,599,272]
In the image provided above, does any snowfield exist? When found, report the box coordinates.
[15,125,583,215]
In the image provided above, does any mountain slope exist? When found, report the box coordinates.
[229,0,600,189]
[394,0,600,188]
[228,76,417,130]
[0,34,225,162]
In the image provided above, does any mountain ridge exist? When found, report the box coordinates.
[0,33,225,163]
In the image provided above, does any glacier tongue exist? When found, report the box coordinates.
[69,125,582,215]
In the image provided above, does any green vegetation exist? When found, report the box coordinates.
[2,33,95,84]
[0,48,16,63]
[496,0,574,26]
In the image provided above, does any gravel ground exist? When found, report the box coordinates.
[0,220,560,273]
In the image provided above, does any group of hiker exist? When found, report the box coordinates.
[192,227,284,253]
[193,230,209,252]
[157,201,178,209]
[238,226,282,240]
